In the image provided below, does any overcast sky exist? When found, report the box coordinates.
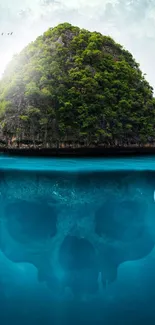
[0,0,155,89]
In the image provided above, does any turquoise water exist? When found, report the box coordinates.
[0,155,155,324]
[1,155,155,171]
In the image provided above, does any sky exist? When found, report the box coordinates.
[0,0,155,89]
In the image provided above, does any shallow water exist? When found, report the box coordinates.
[0,155,155,324]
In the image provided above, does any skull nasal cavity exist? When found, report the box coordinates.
[59,236,96,270]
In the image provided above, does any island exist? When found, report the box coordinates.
[0,22,155,156]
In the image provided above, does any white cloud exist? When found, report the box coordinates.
[0,0,155,90]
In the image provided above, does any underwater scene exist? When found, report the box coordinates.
[0,156,155,325]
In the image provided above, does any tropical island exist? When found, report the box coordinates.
[0,22,155,156]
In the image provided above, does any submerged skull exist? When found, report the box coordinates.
[0,171,154,299]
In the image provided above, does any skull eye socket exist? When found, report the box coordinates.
[95,197,147,242]
[5,200,58,243]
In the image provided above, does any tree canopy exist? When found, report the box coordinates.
[0,22,154,147]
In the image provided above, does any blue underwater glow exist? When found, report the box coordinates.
[0,155,155,324]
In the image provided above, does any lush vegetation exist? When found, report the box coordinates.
[0,22,155,148]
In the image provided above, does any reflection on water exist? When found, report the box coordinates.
[0,159,155,324]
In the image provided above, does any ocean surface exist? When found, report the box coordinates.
[0,155,155,325]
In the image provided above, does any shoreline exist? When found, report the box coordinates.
[1,146,155,157]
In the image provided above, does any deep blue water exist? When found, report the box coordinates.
[0,155,155,324]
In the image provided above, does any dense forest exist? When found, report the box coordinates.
[0,22,155,149]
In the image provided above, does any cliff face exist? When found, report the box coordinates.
[0,22,154,148]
